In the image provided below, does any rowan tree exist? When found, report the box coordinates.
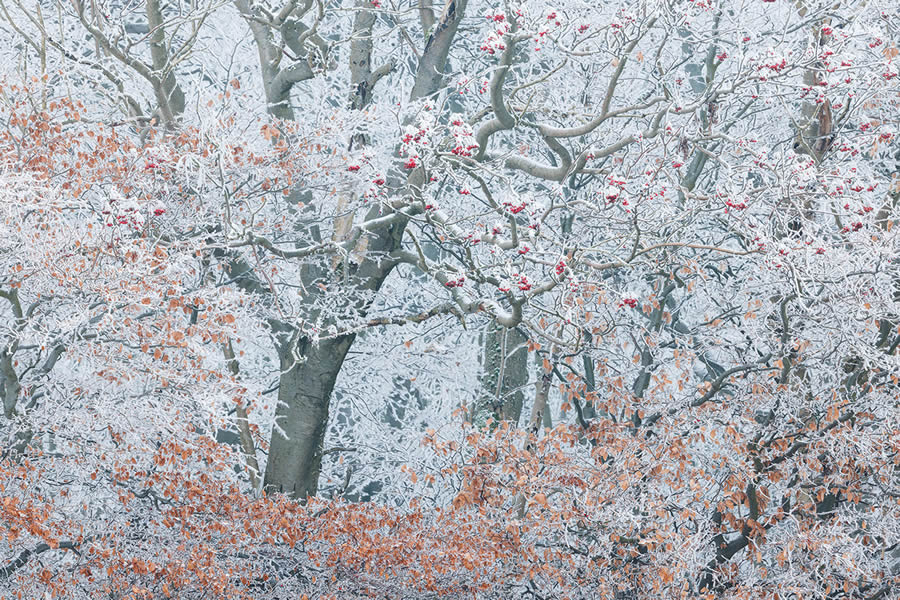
[0,0,898,598]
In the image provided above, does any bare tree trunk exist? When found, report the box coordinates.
[222,340,262,492]
[261,0,468,499]
[529,365,552,433]
[478,323,528,424]
[263,217,404,498]
[145,0,184,126]
[264,334,355,498]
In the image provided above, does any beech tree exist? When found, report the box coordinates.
[1,0,899,598]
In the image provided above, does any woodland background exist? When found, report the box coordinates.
[0,0,899,598]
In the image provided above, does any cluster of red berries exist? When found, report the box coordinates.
[451,144,479,156]
[758,58,788,73]
[841,222,864,233]
[502,200,527,214]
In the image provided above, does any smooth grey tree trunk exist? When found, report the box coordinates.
[264,334,356,497]
[260,0,469,499]
[262,210,405,498]
[478,323,528,424]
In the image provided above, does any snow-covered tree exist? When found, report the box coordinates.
[1,0,899,597]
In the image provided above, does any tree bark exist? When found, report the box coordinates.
[264,334,355,498]
[478,323,527,424]
[263,211,405,498]
[261,0,468,499]
[145,0,185,126]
